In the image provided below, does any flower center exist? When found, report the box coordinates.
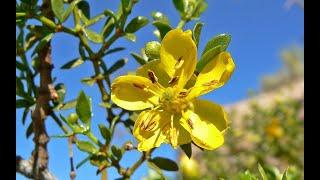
[159,87,190,114]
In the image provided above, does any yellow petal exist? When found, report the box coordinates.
[188,52,235,99]
[160,29,197,88]
[162,115,191,148]
[111,75,161,111]
[133,110,169,151]
[192,99,229,132]
[136,59,171,87]
[180,109,224,150]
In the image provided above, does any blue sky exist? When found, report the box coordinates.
[17,0,303,179]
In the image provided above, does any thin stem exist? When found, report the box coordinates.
[176,19,187,29]
[35,15,77,35]
[68,136,76,180]
[50,112,69,134]
[87,132,103,146]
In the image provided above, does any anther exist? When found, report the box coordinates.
[175,56,184,69]
[187,118,194,129]
[133,83,146,89]
[202,80,219,86]
[168,76,179,85]
[178,91,188,98]
[147,70,158,83]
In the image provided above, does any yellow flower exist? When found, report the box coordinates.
[265,118,284,138]
[111,29,235,151]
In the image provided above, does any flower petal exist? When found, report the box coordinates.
[111,75,161,111]
[160,29,197,88]
[180,109,224,150]
[188,52,235,99]
[162,115,191,148]
[192,99,229,132]
[136,59,171,87]
[133,110,170,151]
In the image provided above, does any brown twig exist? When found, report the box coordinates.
[30,0,57,179]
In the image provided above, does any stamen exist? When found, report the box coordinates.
[133,83,146,89]
[187,118,194,129]
[202,80,219,86]
[168,76,179,85]
[178,91,188,98]
[147,70,158,83]
[175,56,184,69]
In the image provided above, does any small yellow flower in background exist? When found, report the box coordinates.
[265,118,284,138]
[111,29,235,151]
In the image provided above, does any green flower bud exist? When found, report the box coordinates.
[145,41,161,60]
[68,113,79,124]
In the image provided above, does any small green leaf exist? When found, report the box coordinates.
[51,132,74,138]
[16,77,25,97]
[16,99,31,108]
[104,9,118,24]
[191,1,208,18]
[104,47,125,56]
[150,157,179,171]
[90,154,110,167]
[76,91,92,124]
[281,167,289,180]
[22,107,29,125]
[76,140,98,154]
[16,60,26,71]
[107,58,128,74]
[121,0,131,14]
[83,28,103,44]
[180,143,192,159]
[78,0,90,23]
[130,52,147,65]
[111,145,123,160]
[26,122,33,139]
[98,124,111,143]
[81,77,96,86]
[193,22,203,48]
[258,164,268,180]
[196,45,222,72]
[152,21,172,40]
[60,99,77,110]
[172,0,186,14]
[32,33,53,57]
[102,17,115,39]
[61,58,85,69]
[145,41,161,60]
[125,16,149,33]
[62,0,80,22]
[76,155,91,169]
[151,12,170,24]
[51,0,64,22]
[124,33,136,42]
[85,13,105,27]
[201,33,231,56]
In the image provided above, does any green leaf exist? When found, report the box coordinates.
[152,21,172,40]
[26,122,33,139]
[196,45,222,72]
[281,167,289,180]
[121,0,131,14]
[124,33,136,42]
[258,164,268,180]
[130,52,147,65]
[147,161,165,179]
[62,0,80,22]
[192,1,208,18]
[104,9,118,25]
[83,28,103,44]
[76,140,98,154]
[107,58,128,74]
[16,99,31,108]
[76,155,91,169]
[32,33,53,57]
[102,17,115,39]
[78,0,90,23]
[51,0,64,22]
[22,107,30,125]
[150,157,179,171]
[111,145,123,160]
[202,33,231,56]
[17,29,24,48]
[104,47,125,56]
[145,41,161,60]
[76,91,92,124]
[61,58,85,69]
[125,16,149,33]
[180,143,192,159]
[172,0,186,14]
[85,13,105,27]
[81,77,96,86]
[60,99,77,110]
[16,77,25,97]
[90,154,110,167]
[151,12,170,24]
[16,60,26,71]
[51,133,74,138]
[193,22,203,48]
[98,124,111,143]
